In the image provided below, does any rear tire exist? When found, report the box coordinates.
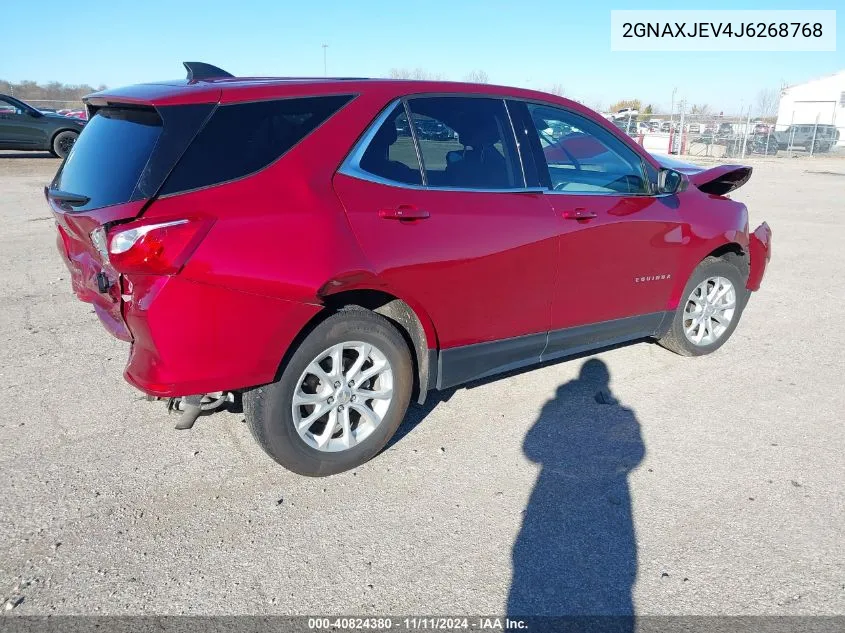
[51,130,78,159]
[244,309,413,476]
[657,256,749,357]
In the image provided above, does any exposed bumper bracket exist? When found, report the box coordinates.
[164,392,234,429]
[174,394,204,430]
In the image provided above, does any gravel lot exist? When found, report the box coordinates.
[0,150,843,616]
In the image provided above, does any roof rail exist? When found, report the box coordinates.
[183,62,234,81]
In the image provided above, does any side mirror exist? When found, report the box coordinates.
[27,109,43,118]
[657,168,687,194]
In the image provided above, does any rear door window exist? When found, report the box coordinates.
[160,95,353,195]
[52,107,163,211]
[406,96,523,189]
[358,103,423,185]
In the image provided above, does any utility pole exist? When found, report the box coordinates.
[677,99,686,155]
[322,44,328,77]
[741,105,752,159]
[670,86,677,128]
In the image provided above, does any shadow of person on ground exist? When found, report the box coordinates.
[507,358,645,631]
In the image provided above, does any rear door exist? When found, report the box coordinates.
[513,101,683,344]
[334,96,559,387]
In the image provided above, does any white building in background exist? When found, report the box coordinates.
[777,70,845,146]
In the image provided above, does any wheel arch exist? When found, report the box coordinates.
[49,127,80,151]
[279,287,439,405]
[706,242,747,268]
[668,241,748,310]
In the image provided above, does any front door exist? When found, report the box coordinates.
[516,101,683,351]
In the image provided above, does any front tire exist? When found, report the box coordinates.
[244,309,413,476]
[657,256,749,357]
[51,130,78,159]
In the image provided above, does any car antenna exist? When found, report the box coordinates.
[183,62,234,81]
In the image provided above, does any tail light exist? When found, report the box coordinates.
[106,216,213,275]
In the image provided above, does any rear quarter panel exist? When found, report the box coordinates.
[141,91,388,304]
[127,90,402,392]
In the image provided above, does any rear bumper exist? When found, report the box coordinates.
[747,222,772,291]
[121,275,321,397]
[55,225,133,341]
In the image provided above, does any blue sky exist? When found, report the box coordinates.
[2,0,842,113]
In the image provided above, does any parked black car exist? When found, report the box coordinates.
[0,94,86,158]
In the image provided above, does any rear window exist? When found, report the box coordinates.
[160,95,353,195]
[52,107,162,211]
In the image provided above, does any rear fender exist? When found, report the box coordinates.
[318,277,440,404]
[317,274,439,350]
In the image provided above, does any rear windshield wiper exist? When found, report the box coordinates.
[45,187,90,209]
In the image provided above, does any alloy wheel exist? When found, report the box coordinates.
[291,341,394,452]
[683,276,737,346]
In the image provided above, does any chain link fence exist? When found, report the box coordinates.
[629,110,842,160]
[7,92,843,160]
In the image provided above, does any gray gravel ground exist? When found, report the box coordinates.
[0,150,843,616]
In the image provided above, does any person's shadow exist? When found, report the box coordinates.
[507,358,644,631]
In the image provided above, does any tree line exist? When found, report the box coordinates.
[3,75,781,120]
[0,79,106,109]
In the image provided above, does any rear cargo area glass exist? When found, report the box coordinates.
[52,108,162,211]
[160,95,353,195]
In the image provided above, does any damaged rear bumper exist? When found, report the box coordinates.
[747,222,772,291]
[122,275,322,398]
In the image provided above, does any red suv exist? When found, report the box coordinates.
[48,63,771,476]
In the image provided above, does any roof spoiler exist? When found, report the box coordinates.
[183,62,234,82]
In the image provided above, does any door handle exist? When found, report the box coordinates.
[562,208,597,220]
[379,206,430,221]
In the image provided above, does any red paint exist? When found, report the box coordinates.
[334,174,557,348]
[545,193,689,328]
[49,77,771,397]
